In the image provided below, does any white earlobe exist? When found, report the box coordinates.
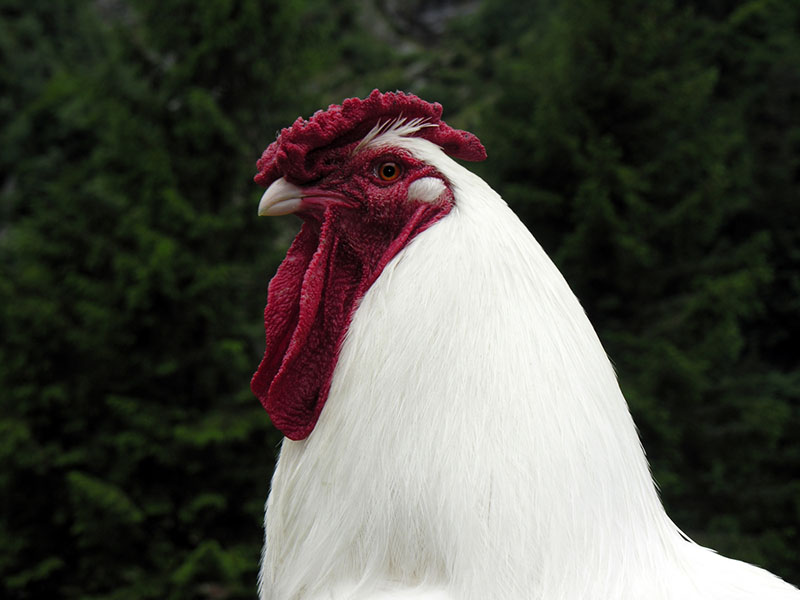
[407,177,447,203]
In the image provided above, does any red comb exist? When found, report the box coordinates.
[254,89,486,187]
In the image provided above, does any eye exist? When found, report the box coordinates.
[377,161,402,182]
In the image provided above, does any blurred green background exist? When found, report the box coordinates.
[1,0,798,598]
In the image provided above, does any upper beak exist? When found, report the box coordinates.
[258,178,304,216]
[258,177,356,216]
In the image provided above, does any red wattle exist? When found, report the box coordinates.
[251,202,449,440]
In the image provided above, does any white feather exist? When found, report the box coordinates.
[353,117,436,154]
[259,136,800,600]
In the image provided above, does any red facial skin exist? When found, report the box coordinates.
[251,147,455,440]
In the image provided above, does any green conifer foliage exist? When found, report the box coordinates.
[1,0,797,596]
[1,0,353,597]
[458,0,799,583]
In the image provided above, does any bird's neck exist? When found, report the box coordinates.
[261,172,684,599]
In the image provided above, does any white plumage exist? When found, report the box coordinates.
[258,128,799,599]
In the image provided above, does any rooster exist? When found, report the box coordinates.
[250,90,799,600]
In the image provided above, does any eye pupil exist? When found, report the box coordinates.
[378,162,401,181]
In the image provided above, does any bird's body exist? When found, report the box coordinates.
[252,91,799,600]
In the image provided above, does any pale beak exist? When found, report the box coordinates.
[258,178,304,216]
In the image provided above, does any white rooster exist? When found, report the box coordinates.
[250,90,799,600]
